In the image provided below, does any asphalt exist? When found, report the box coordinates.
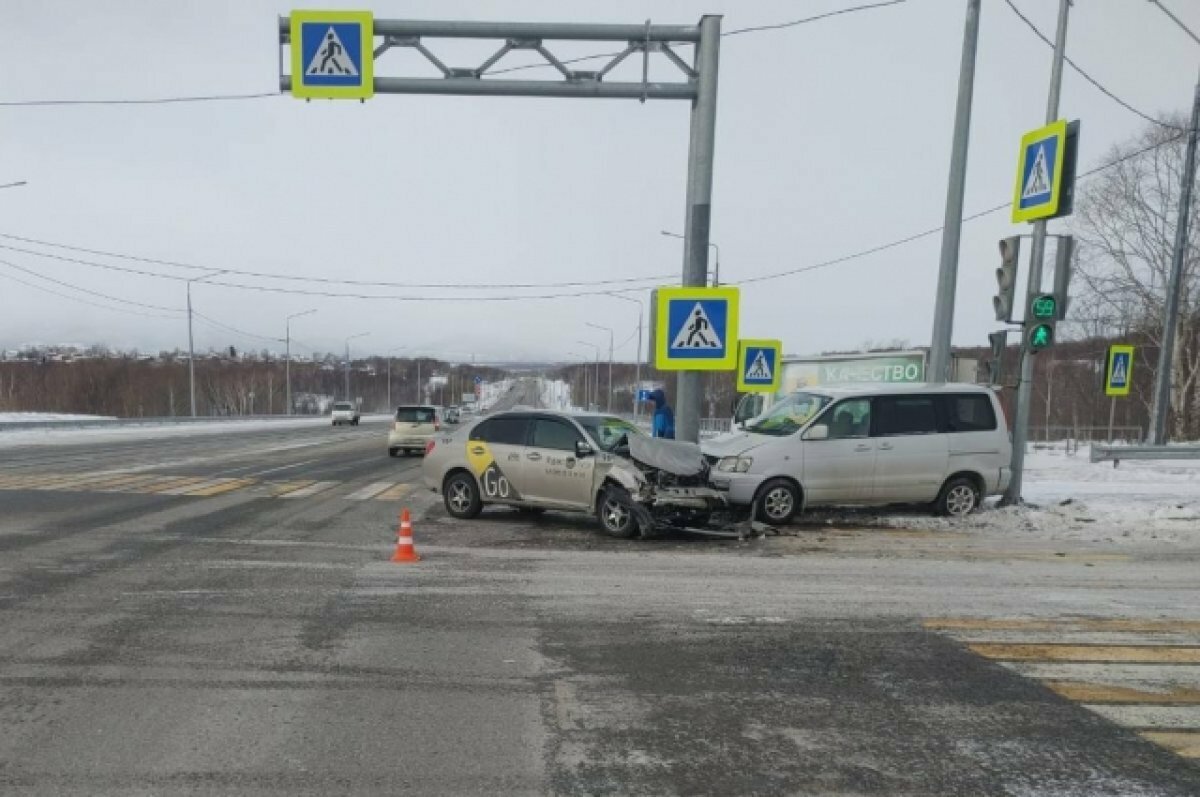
[1,391,1198,795]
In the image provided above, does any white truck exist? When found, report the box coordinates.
[731,350,978,428]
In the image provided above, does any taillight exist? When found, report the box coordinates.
[434,421,441,431]
[425,440,436,455]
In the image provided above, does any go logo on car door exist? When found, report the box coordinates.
[466,441,523,501]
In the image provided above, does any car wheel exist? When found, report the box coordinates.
[596,485,639,539]
[936,476,980,517]
[444,472,482,519]
[755,478,800,524]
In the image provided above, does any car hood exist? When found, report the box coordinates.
[627,435,707,477]
[701,430,774,458]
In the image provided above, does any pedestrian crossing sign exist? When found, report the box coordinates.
[1105,344,1134,397]
[1012,119,1067,223]
[736,339,782,393]
[655,286,739,371]
[290,10,374,100]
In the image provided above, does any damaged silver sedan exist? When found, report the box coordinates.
[421,410,730,538]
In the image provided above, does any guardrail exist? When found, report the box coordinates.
[1090,444,1200,468]
[0,414,338,432]
[699,418,732,439]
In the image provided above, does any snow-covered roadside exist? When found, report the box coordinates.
[801,445,1200,545]
[0,412,116,422]
[0,415,390,449]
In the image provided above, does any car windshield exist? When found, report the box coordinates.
[576,416,643,452]
[333,402,353,411]
[396,407,436,423]
[745,392,833,437]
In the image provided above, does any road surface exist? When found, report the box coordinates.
[1,405,1198,795]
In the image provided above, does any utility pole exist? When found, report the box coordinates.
[605,293,644,417]
[1004,0,1070,506]
[928,0,981,384]
[675,15,721,443]
[285,309,316,416]
[186,270,227,418]
[344,332,369,403]
[1149,68,1200,445]
[586,322,614,412]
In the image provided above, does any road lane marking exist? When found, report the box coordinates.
[266,480,316,496]
[926,618,1200,633]
[345,482,395,500]
[279,481,339,499]
[182,479,256,497]
[374,482,414,501]
[142,476,212,493]
[241,458,322,477]
[1044,681,1200,705]
[1084,704,1200,730]
[968,643,1200,664]
[104,475,177,492]
[1140,731,1200,758]
[157,478,230,495]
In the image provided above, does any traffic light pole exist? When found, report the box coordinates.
[1003,0,1070,507]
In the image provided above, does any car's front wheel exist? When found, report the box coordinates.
[444,472,483,519]
[755,478,800,524]
[596,485,639,539]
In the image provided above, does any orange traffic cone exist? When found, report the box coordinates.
[391,508,421,563]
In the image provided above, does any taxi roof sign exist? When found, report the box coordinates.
[1105,344,1134,397]
[654,286,739,371]
[1012,119,1067,223]
[290,10,374,100]
[736,339,782,393]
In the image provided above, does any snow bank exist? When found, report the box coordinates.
[801,446,1200,545]
[539,379,572,411]
[0,415,390,449]
[0,412,116,422]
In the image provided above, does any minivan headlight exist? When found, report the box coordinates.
[716,456,753,473]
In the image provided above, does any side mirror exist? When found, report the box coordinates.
[575,440,594,458]
[805,424,829,441]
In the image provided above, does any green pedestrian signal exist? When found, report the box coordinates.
[1030,294,1057,319]
[1029,323,1054,351]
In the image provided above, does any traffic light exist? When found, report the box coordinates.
[1027,293,1058,353]
[994,236,1020,322]
[988,330,1008,384]
[1053,235,1074,318]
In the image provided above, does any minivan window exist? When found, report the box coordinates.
[471,417,529,445]
[943,394,997,432]
[531,419,582,451]
[875,396,939,436]
[395,406,435,423]
[334,402,353,411]
[824,398,871,439]
[746,392,832,437]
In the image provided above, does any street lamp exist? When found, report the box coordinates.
[584,322,614,412]
[660,229,720,286]
[386,345,409,410]
[567,350,590,412]
[187,269,228,417]
[575,340,602,411]
[285,309,316,416]
[603,293,644,418]
[344,332,370,403]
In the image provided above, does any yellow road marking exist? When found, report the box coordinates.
[1140,731,1200,758]
[374,483,413,501]
[968,643,1200,664]
[926,618,1200,633]
[267,480,316,496]
[182,479,256,497]
[103,475,172,492]
[1044,681,1200,705]
[141,476,210,493]
[73,473,154,490]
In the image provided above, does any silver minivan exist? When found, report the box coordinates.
[703,383,1011,523]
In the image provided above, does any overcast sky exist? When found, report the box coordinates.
[2,0,1197,364]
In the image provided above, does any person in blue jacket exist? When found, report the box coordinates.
[648,388,675,439]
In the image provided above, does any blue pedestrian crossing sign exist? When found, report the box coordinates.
[1105,344,1134,397]
[1012,119,1067,223]
[290,10,374,100]
[736,339,782,393]
[654,286,740,371]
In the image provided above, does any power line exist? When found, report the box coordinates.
[0,268,179,320]
[0,233,672,290]
[0,91,279,108]
[1148,0,1200,48]
[191,311,283,344]
[1002,0,1189,132]
[0,257,184,313]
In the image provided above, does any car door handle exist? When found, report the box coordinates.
[470,446,485,455]
[526,452,542,461]
[854,444,873,452]
[878,442,894,451]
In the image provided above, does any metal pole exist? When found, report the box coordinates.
[285,321,291,416]
[1107,396,1116,443]
[387,357,391,411]
[928,0,981,384]
[1004,0,1070,505]
[416,359,421,403]
[187,282,196,418]
[1149,69,1200,445]
[606,330,613,413]
[344,341,350,402]
[676,14,721,444]
[635,308,643,418]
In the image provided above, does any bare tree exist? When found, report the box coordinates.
[1071,114,1200,439]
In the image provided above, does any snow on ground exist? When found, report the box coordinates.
[805,445,1200,545]
[0,412,116,422]
[476,379,513,411]
[0,415,391,449]
[539,379,572,411]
